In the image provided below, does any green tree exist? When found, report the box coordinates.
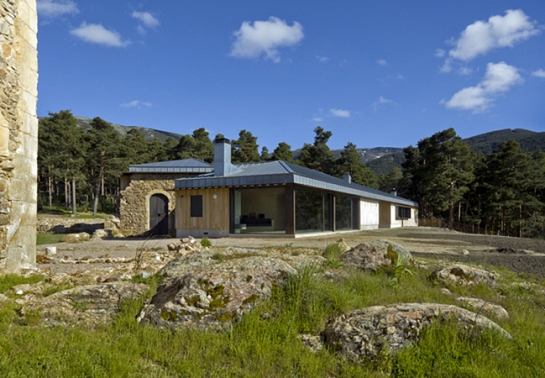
[85,117,128,216]
[401,128,475,226]
[38,110,85,213]
[170,128,213,162]
[337,142,378,188]
[260,146,271,161]
[298,127,337,175]
[481,140,538,236]
[379,166,403,193]
[125,128,149,164]
[271,142,294,163]
[232,130,260,163]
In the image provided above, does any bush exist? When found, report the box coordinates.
[201,237,212,247]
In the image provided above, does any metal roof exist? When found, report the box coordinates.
[129,158,213,173]
[175,160,418,207]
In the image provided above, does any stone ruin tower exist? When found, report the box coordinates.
[0,0,38,272]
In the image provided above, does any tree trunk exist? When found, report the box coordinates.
[72,177,77,215]
[48,174,52,208]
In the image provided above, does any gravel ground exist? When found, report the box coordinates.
[37,227,545,278]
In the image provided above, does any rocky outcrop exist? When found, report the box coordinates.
[60,232,91,243]
[323,303,511,361]
[137,255,297,329]
[429,264,497,286]
[456,297,509,320]
[339,240,412,272]
[20,282,148,327]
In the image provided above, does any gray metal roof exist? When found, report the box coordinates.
[129,158,213,173]
[175,160,418,207]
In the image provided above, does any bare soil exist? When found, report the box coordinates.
[37,227,545,278]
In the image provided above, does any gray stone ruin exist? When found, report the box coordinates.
[0,0,39,272]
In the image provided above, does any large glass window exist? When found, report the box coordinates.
[233,187,286,234]
[295,189,331,233]
[335,194,353,230]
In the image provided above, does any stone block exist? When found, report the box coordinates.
[0,124,9,157]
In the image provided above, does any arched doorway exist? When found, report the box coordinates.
[149,194,169,236]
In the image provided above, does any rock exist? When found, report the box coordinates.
[439,288,452,296]
[166,236,205,256]
[0,293,8,302]
[92,229,108,239]
[137,256,297,329]
[298,334,324,353]
[323,303,511,361]
[429,264,497,286]
[20,282,148,327]
[339,240,412,272]
[45,246,57,256]
[323,239,350,259]
[60,232,91,243]
[462,249,469,255]
[456,297,509,320]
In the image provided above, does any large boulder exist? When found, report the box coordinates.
[20,282,148,327]
[137,256,297,329]
[429,264,497,286]
[324,303,511,361]
[339,240,412,272]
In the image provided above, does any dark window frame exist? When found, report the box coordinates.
[397,206,411,219]
[190,195,203,217]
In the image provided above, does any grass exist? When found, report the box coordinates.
[1,258,545,376]
[36,233,65,245]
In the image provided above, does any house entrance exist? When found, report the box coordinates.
[149,194,169,235]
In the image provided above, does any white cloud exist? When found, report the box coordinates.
[37,0,78,18]
[434,49,446,58]
[458,67,473,76]
[446,9,539,62]
[330,108,351,118]
[230,16,304,63]
[316,56,329,63]
[532,69,545,78]
[70,22,130,47]
[313,117,323,122]
[372,96,393,110]
[132,11,160,29]
[376,58,388,66]
[444,61,522,112]
[121,100,152,108]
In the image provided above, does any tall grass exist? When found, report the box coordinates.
[1,262,545,376]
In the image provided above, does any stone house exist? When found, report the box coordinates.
[119,159,212,236]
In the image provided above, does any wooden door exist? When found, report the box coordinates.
[150,194,169,235]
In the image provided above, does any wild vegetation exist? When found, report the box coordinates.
[38,111,545,237]
[1,246,545,377]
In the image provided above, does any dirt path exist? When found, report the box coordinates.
[37,227,545,278]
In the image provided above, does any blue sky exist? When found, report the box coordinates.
[36,0,545,151]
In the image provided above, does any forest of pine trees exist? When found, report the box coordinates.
[38,110,545,238]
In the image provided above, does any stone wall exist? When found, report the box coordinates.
[37,217,105,234]
[119,173,184,237]
[0,0,38,272]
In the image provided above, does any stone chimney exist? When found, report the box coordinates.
[214,138,239,176]
[343,172,352,183]
[390,188,397,196]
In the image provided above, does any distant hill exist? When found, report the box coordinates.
[74,116,182,143]
[366,128,545,176]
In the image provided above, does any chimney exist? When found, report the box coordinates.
[214,138,238,176]
[343,172,352,183]
[390,188,397,196]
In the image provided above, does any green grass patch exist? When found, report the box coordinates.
[0,262,544,376]
[36,233,65,245]
[0,274,45,294]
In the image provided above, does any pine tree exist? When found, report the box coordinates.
[337,142,378,188]
[298,127,337,175]
[232,130,260,163]
[271,142,294,162]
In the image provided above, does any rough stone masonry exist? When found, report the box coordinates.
[0,0,38,272]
